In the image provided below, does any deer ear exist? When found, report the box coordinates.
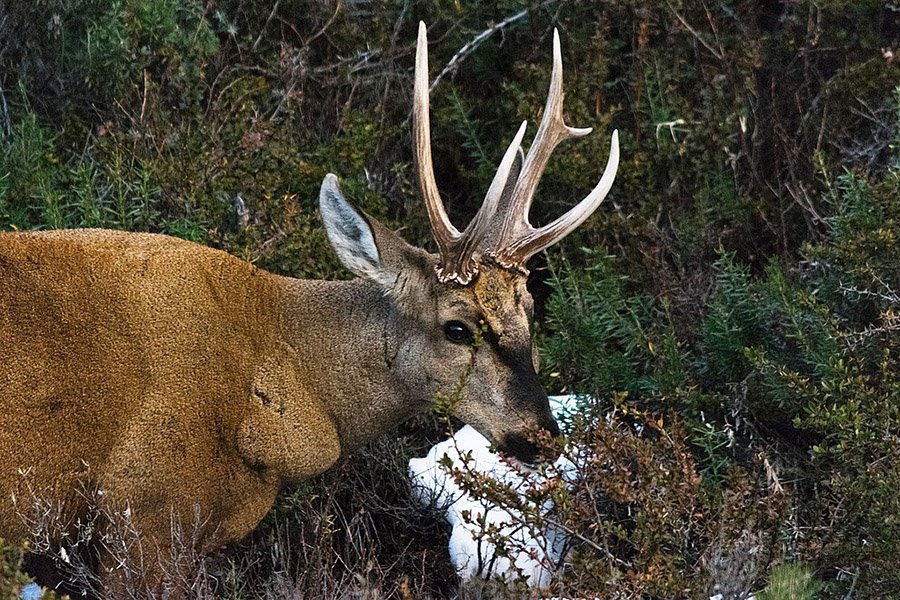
[319,174,417,288]
[320,174,386,283]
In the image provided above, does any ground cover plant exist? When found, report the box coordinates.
[1,0,899,597]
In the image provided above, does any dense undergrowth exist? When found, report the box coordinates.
[1,0,899,598]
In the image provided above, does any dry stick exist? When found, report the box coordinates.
[701,0,726,60]
[0,81,10,137]
[842,569,860,600]
[429,0,560,94]
[252,0,281,52]
[305,1,342,47]
[664,1,723,61]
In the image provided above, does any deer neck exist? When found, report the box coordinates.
[275,277,427,454]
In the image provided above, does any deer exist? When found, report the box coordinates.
[0,22,618,595]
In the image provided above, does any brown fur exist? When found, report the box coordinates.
[0,224,557,592]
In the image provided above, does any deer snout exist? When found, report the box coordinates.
[498,417,561,465]
[544,416,561,439]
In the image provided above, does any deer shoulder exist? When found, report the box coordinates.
[237,341,341,480]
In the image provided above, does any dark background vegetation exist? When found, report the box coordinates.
[1,0,899,598]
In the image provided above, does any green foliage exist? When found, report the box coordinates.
[49,0,217,104]
[0,540,32,598]
[542,158,900,596]
[758,563,824,600]
[542,249,692,401]
[445,90,494,177]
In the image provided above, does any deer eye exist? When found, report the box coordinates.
[444,320,473,344]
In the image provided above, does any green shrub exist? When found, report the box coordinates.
[0,540,33,599]
[758,563,823,600]
[540,159,900,596]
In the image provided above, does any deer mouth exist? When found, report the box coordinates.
[497,417,562,465]
[498,431,552,465]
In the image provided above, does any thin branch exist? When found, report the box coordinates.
[664,1,724,61]
[429,0,560,93]
[839,275,900,305]
[252,0,281,52]
[0,80,10,138]
[541,514,632,568]
[841,568,860,600]
[311,49,381,76]
[304,1,342,47]
[701,0,726,61]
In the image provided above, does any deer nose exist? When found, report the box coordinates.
[499,419,561,465]
[498,431,540,465]
[543,417,561,438]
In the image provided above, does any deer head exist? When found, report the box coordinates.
[319,22,619,463]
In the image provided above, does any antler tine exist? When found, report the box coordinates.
[488,29,620,270]
[498,130,620,265]
[491,29,591,263]
[413,22,459,256]
[413,22,527,285]
[454,120,529,275]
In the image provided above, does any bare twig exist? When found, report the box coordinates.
[139,69,150,129]
[841,320,900,348]
[841,568,860,600]
[839,274,900,305]
[762,455,784,494]
[429,0,560,93]
[0,80,10,138]
[653,118,689,143]
[312,49,381,76]
[390,0,411,47]
[783,182,827,229]
[664,1,724,61]
[252,0,281,52]
[304,1,341,47]
[701,1,726,60]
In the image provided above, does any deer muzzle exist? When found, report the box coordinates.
[498,416,561,465]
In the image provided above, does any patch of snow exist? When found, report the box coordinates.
[408,394,584,588]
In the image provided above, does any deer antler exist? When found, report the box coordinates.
[486,29,620,271]
[413,23,619,283]
[413,22,525,285]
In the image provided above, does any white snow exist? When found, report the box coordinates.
[408,395,582,588]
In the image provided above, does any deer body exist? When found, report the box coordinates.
[0,229,403,550]
[0,225,553,571]
[0,23,619,593]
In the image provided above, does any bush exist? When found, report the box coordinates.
[537,164,900,596]
[757,563,823,600]
[1,540,35,599]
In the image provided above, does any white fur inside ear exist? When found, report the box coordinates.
[319,174,387,284]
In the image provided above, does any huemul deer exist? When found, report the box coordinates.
[0,23,618,593]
